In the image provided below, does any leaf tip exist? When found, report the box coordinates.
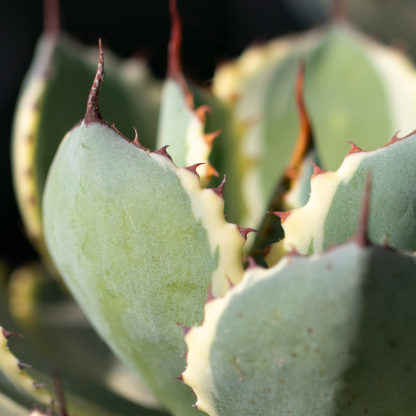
[43,0,60,36]
[84,39,104,125]
[167,0,193,108]
[331,0,349,22]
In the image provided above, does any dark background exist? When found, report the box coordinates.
[0,0,329,269]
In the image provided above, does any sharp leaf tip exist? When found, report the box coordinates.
[84,39,105,125]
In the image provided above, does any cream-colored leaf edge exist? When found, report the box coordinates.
[266,133,416,266]
[182,257,291,415]
[152,151,245,296]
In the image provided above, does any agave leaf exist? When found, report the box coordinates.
[12,31,161,260]
[267,132,416,265]
[0,318,167,416]
[213,33,317,227]
[43,120,244,415]
[155,0,217,184]
[7,262,161,410]
[246,62,314,258]
[0,327,52,407]
[42,44,244,415]
[184,241,416,415]
[0,267,168,416]
[306,24,398,170]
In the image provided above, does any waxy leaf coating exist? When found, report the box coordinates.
[184,242,416,415]
[43,121,244,416]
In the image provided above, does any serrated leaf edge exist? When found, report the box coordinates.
[182,256,290,415]
[266,132,416,265]
[0,327,53,407]
[153,152,245,296]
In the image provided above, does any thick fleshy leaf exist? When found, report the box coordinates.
[267,132,416,265]
[7,262,162,411]
[184,242,416,415]
[12,33,161,259]
[0,327,52,407]
[306,24,396,170]
[213,35,316,227]
[43,111,244,416]
[0,266,167,416]
[155,0,217,184]
[0,323,166,416]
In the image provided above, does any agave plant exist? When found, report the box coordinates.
[6,1,416,415]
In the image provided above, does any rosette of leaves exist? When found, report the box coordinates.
[7,0,416,415]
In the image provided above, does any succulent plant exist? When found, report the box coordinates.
[6,1,416,415]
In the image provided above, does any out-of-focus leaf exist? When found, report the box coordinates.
[7,262,164,413]
[12,33,161,261]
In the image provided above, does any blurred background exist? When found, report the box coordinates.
[1,0,415,270]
